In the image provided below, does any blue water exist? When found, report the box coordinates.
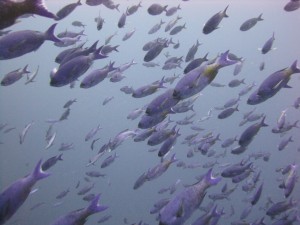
[1,0,300,224]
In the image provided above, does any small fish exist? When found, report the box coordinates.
[85,124,102,142]
[240,14,263,31]
[118,12,127,28]
[55,0,82,20]
[203,5,229,34]
[148,3,168,16]
[25,66,39,85]
[260,32,275,54]
[1,65,30,86]
[19,121,34,144]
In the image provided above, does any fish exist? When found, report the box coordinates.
[228,78,245,88]
[100,152,118,168]
[72,20,86,27]
[42,154,63,171]
[284,0,300,11]
[203,5,229,34]
[165,4,181,17]
[148,4,168,16]
[55,0,82,20]
[132,77,166,98]
[1,65,30,86]
[45,131,56,149]
[118,12,127,28]
[0,23,60,60]
[85,124,102,142]
[0,0,56,30]
[238,116,268,148]
[50,46,107,87]
[240,14,263,31]
[144,39,169,62]
[217,104,239,119]
[57,29,85,38]
[63,98,77,108]
[126,1,142,16]
[260,32,275,54]
[158,169,221,225]
[247,60,300,105]
[149,20,165,34]
[122,28,136,41]
[19,121,34,144]
[95,11,105,30]
[170,23,186,35]
[0,160,50,224]
[158,129,180,157]
[80,62,116,89]
[278,136,293,151]
[185,40,202,62]
[50,194,108,225]
[184,53,209,74]
[25,65,39,85]
[165,16,182,32]
[173,50,238,100]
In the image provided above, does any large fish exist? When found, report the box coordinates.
[50,46,107,87]
[247,60,300,105]
[0,160,50,224]
[0,0,56,30]
[0,23,60,60]
[173,50,238,100]
[50,194,108,225]
[203,5,229,34]
[158,169,221,225]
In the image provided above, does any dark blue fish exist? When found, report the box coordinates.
[50,46,107,87]
[55,0,82,20]
[0,160,50,224]
[247,60,300,105]
[203,5,229,34]
[0,0,56,30]
[261,32,275,54]
[158,169,221,225]
[284,0,300,11]
[240,14,263,31]
[50,194,108,225]
[0,23,60,60]
[148,4,168,16]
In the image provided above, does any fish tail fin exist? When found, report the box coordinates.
[203,52,209,61]
[235,104,239,111]
[94,46,108,60]
[163,5,168,12]
[26,0,56,19]
[293,120,299,128]
[77,0,82,5]
[113,45,120,52]
[57,153,63,161]
[260,116,268,127]
[223,5,229,17]
[45,23,61,42]
[86,194,108,215]
[114,4,120,12]
[257,13,263,21]
[217,50,238,68]
[204,168,221,186]
[290,60,300,74]
[23,64,31,73]
[31,159,51,181]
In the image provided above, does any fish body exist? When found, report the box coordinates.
[42,154,63,171]
[55,0,82,20]
[203,5,229,34]
[159,169,221,225]
[261,32,275,54]
[0,160,50,224]
[126,1,142,16]
[284,0,300,11]
[50,47,107,87]
[148,4,168,15]
[0,23,60,60]
[247,61,300,105]
[118,13,127,28]
[0,0,56,30]
[238,116,268,147]
[1,65,30,86]
[185,40,201,62]
[80,62,116,88]
[170,23,186,35]
[240,14,263,31]
[173,50,237,100]
[184,54,209,74]
[50,195,108,225]
[144,40,168,62]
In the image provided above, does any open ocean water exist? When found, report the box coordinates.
[0,0,300,224]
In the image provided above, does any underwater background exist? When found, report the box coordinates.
[0,0,300,224]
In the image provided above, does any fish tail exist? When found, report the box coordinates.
[217,50,238,68]
[204,168,221,186]
[260,116,268,127]
[57,153,63,161]
[87,194,108,215]
[223,5,229,17]
[25,0,56,18]
[31,159,51,181]
[45,23,61,42]
[257,13,263,21]
[77,0,82,5]
[23,64,30,74]
[290,60,300,74]
[115,4,120,12]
